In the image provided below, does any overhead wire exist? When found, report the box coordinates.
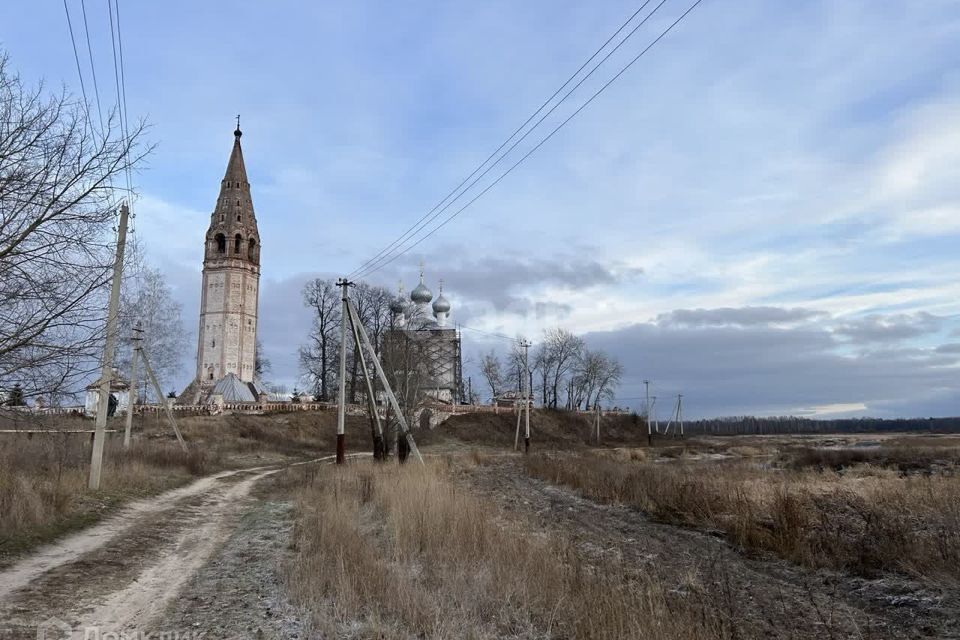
[79,0,106,134]
[355,0,703,280]
[347,1,657,279]
[63,0,93,136]
[458,324,525,344]
[108,0,134,206]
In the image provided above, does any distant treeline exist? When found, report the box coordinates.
[684,416,960,435]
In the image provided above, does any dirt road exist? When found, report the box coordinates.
[0,460,323,640]
[458,457,960,640]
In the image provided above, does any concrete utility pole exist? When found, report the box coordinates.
[346,301,384,458]
[595,402,601,444]
[89,203,129,490]
[335,278,352,465]
[678,394,684,438]
[644,379,652,447]
[347,299,423,464]
[124,321,143,448]
[514,395,523,451]
[140,347,186,451]
[522,340,531,454]
[651,396,658,433]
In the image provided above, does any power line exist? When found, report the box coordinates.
[63,0,92,133]
[79,0,105,134]
[356,0,704,279]
[458,324,525,343]
[64,0,120,215]
[108,0,134,202]
[347,1,658,280]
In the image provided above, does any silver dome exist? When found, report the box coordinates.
[389,297,405,314]
[432,293,450,314]
[410,281,432,304]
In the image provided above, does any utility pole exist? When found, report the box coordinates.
[678,394,684,439]
[595,401,601,444]
[644,379,652,447]
[347,299,423,464]
[89,203,129,490]
[347,301,384,458]
[467,376,472,405]
[140,347,186,451]
[522,340,531,453]
[651,396,658,433]
[336,278,352,465]
[124,321,143,448]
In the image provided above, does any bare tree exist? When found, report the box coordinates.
[254,337,271,379]
[592,352,623,408]
[0,52,148,401]
[571,348,623,410]
[479,351,504,402]
[299,278,340,401]
[542,328,584,408]
[117,264,187,403]
[347,281,392,402]
[534,343,554,406]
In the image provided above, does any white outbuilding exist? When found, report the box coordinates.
[84,372,131,418]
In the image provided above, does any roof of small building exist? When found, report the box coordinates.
[85,371,130,391]
[211,373,266,403]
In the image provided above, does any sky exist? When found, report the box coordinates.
[2,0,959,418]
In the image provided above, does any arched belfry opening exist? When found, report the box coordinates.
[248,238,257,262]
[215,233,226,253]
[234,234,243,254]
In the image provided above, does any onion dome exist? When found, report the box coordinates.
[390,282,405,314]
[432,283,450,314]
[411,282,432,304]
[410,272,432,304]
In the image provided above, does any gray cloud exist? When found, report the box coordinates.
[833,312,942,343]
[580,317,959,419]
[935,343,960,355]
[657,306,827,328]
[365,252,641,313]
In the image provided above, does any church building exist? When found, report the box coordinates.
[180,123,265,404]
[383,268,463,405]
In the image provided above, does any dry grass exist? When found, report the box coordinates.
[287,460,733,639]
[0,434,203,559]
[525,450,960,581]
[0,408,353,561]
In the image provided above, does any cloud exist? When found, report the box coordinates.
[578,308,959,418]
[656,306,826,328]
[833,312,942,343]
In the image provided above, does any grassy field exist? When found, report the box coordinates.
[285,458,734,639]
[525,436,960,580]
[0,409,361,564]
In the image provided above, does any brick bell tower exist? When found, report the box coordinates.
[189,121,261,399]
